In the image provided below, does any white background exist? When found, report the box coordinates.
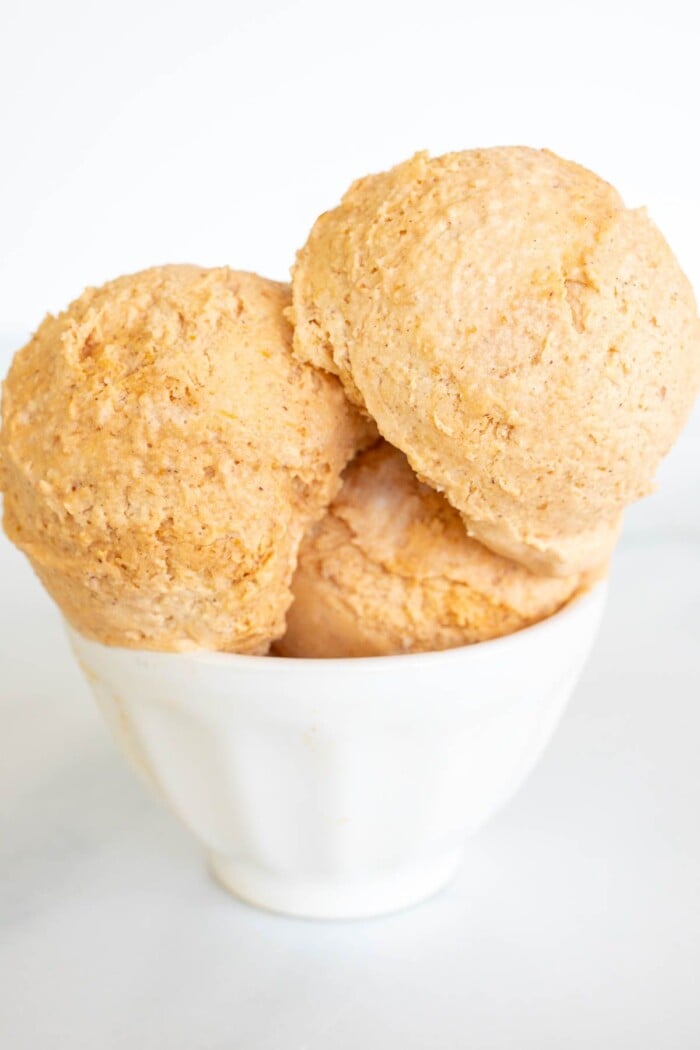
[1,1,699,1047]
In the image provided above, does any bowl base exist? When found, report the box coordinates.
[208,849,464,920]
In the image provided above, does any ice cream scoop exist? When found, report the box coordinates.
[290,147,700,576]
[275,442,590,658]
[0,265,373,653]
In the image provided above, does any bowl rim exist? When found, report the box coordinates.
[68,579,608,675]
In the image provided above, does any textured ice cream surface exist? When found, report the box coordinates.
[0,265,374,652]
[290,147,700,576]
[275,442,591,658]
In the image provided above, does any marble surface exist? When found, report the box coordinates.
[2,518,699,1047]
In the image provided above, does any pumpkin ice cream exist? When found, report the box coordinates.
[276,442,588,658]
[0,265,373,653]
[290,147,700,576]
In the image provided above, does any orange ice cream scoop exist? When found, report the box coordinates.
[0,265,374,653]
[290,147,700,576]
[276,442,592,658]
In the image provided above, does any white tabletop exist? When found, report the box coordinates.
[2,501,700,1047]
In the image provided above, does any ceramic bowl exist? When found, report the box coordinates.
[69,582,607,919]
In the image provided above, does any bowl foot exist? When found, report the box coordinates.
[208,848,464,920]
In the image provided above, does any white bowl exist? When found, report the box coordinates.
[68,582,607,920]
